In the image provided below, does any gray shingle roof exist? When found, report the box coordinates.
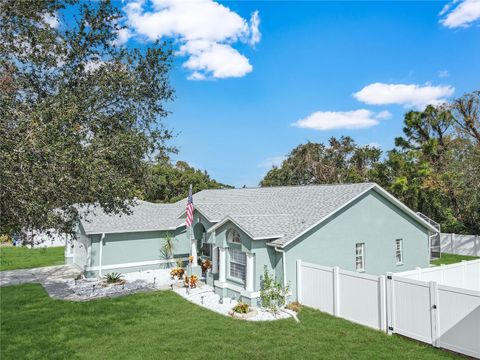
[80,200,184,235]
[195,183,376,246]
[80,183,378,247]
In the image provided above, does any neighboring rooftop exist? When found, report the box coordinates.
[80,183,380,246]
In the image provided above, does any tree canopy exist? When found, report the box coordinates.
[142,159,232,203]
[260,91,480,234]
[0,0,175,240]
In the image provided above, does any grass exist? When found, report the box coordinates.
[0,284,459,360]
[431,253,479,266]
[0,246,65,271]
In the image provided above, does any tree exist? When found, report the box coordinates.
[260,137,381,187]
[0,0,174,241]
[451,91,480,143]
[142,159,231,203]
[259,92,480,234]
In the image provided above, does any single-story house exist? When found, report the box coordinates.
[68,183,438,305]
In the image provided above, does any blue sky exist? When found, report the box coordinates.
[60,1,480,187]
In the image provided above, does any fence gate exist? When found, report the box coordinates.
[387,274,480,358]
[386,275,438,344]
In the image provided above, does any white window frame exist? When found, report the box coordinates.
[228,248,246,282]
[355,243,365,272]
[228,229,241,244]
[395,239,403,265]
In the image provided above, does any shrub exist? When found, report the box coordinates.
[232,302,249,314]
[170,267,184,279]
[201,259,212,273]
[260,265,289,316]
[189,275,198,288]
[0,235,12,244]
[176,258,184,268]
[285,301,302,313]
[105,272,123,284]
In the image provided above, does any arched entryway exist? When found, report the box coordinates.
[193,222,211,259]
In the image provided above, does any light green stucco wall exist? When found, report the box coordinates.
[87,227,190,276]
[284,189,430,300]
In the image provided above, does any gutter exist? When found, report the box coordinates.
[99,233,105,277]
[274,246,287,288]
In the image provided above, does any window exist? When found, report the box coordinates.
[228,229,241,244]
[229,248,246,281]
[202,243,212,258]
[355,243,365,272]
[395,239,403,265]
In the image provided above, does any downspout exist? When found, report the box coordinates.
[99,233,105,278]
[274,246,287,288]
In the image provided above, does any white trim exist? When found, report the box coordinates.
[270,184,438,249]
[87,237,92,269]
[86,227,177,236]
[274,247,287,287]
[177,207,219,224]
[218,247,226,283]
[373,185,439,233]
[214,280,261,298]
[99,233,105,277]
[86,257,189,272]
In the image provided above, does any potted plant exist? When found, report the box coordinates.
[189,275,198,288]
[201,259,212,274]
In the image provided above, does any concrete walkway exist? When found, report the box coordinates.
[0,265,82,298]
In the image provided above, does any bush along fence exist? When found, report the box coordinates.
[296,259,480,358]
[440,233,480,257]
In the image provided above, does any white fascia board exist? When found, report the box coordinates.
[274,185,376,248]
[86,227,177,236]
[371,185,439,233]
[177,207,217,224]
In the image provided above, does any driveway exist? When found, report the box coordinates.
[0,265,82,299]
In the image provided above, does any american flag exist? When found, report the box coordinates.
[186,184,194,227]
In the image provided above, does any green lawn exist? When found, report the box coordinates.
[431,253,479,266]
[0,246,65,271]
[0,285,459,360]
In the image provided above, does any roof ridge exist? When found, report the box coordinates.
[198,182,376,192]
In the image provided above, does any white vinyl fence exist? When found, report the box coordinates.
[394,260,480,291]
[297,259,480,358]
[387,272,480,358]
[441,233,480,257]
[296,260,387,331]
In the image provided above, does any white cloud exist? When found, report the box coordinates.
[115,28,133,45]
[123,0,260,79]
[438,70,450,78]
[180,41,252,78]
[43,12,59,29]
[293,109,388,131]
[249,11,261,45]
[440,0,480,28]
[353,82,455,109]
[257,156,286,169]
[375,110,392,120]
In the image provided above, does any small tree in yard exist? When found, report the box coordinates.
[260,265,289,316]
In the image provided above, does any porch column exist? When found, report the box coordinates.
[212,246,219,274]
[246,252,255,292]
[219,247,226,283]
[191,238,198,264]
